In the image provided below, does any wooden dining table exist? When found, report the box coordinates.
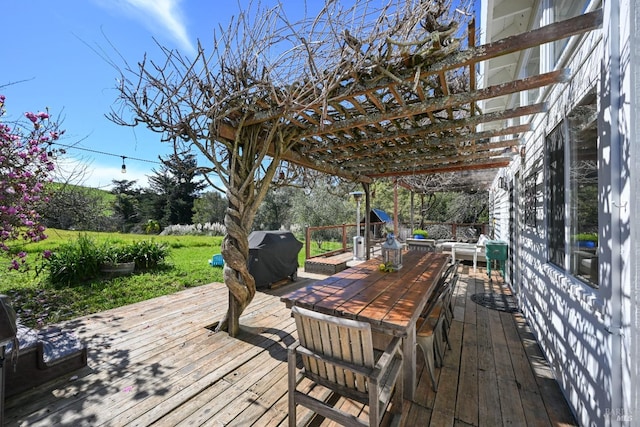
[281,250,450,401]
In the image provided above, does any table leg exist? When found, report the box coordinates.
[403,322,417,401]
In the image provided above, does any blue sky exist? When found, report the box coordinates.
[2,0,317,189]
[3,1,479,190]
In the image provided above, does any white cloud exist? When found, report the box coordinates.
[96,0,196,55]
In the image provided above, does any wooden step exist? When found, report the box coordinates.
[304,252,353,275]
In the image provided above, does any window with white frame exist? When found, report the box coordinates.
[546,90,599,288]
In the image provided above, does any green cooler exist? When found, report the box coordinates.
[485,240,508,278]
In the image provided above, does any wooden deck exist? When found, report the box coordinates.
[4,264,577,426]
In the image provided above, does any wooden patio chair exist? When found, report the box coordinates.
[422,260,458,322]
[416,273,458,392]
[441,270,459,332]
[288,306,403,427]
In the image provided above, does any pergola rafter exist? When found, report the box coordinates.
[216,9,603,189]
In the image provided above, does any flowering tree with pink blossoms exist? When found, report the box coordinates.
[0,95,62,270]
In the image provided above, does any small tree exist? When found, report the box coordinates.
[254,187,296,231]
[0,95,61,269]
[192,191,227,225]
[42,184,114,231]
[291,182,353,248]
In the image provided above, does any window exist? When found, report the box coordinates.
[551,0,590,66]
[547,122,565,268]
[546,91,599,287]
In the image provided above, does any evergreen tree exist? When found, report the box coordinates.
[148,153,206,226]
[111,179,141,232]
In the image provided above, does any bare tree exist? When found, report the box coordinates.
[109,0,471,335]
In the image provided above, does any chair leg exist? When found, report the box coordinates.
[391,365,404,414]
[288,347,298,427]
[433,325,444,367]
[417,336,438,392]
[441,321,452,350]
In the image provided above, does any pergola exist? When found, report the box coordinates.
[114,2,602,335]
[214,9,602,193]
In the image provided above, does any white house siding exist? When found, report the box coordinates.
[629,0,640,421]
[488,1,637,425]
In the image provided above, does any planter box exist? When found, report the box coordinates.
[100,261,135,276]
[406,238,436,252]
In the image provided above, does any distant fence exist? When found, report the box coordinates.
[405,222,488,241]
[304,222,385,260]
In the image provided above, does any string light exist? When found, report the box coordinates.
[46,141,161,168]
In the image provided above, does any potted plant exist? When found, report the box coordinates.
[412,229,428,240]
[573,232,598,249]
[99,245,136,275]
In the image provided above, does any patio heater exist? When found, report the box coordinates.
[350,191,364,260]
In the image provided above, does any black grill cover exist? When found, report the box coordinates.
[247,231,303,289]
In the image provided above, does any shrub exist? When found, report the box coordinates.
[128,240,170,269]
[43,235,171,285]
[160,223,226,236]
[424,224,453,240]
[144,219,161,234]
[43,234,102,285]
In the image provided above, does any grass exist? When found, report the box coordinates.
[1,229,224,328]
[1,229,347,328]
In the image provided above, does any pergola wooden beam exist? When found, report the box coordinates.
[368,157,513,177]
[318,9,603,104]
[352,9,603,100]
[298,69,566,139]
[266,143,373,183]
[432,8,603,73]
[350,141,517,170]
[303,114,533,156]
[301,103,544,171]
[314,124,529,162]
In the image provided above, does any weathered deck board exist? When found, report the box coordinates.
[475,279,502,427]
[455,278,479,426]
[4,265,577,426]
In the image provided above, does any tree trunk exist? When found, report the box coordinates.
[214,128,283,336]
[215,186,256,337]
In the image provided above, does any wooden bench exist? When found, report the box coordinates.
[304,252,353,275]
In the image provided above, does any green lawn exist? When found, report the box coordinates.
[1,229,346,328]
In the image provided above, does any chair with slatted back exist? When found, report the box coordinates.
[415,283,448,392]
[421,261,458,328]
[442,273,459,333]
[415,272,459,392]
[288,306,403,427]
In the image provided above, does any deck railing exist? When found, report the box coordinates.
[304,222,488,260]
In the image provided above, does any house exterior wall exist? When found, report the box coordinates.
[485,1,637,425]
[630,0,640,419]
